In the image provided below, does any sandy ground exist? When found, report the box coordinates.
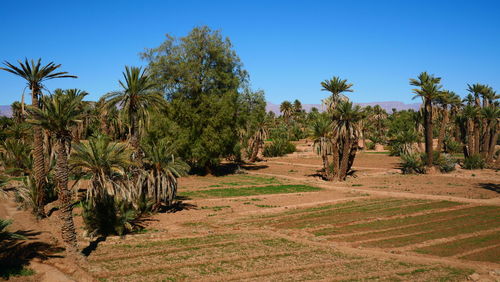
[1,146,499,281]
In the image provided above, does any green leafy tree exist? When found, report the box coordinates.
[141,26,247,171]
[238,89,268,162]
[1,59,76,217]
[309,112,332,178]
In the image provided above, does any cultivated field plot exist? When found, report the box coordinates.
[177,174,321,199]
[242,198,500,265]
[87,232,472,281]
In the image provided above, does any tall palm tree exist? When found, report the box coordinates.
[467,84,488,154]
[320,76,353,112]
[141,140,189,209]
[410,72,442,168]
[27,90,86,250]
[435,90,454,152]
[1,59,76,217]
[310,113,332,179]
[280,101,293,123]
[331,101,363,181]
[103,66,166,161]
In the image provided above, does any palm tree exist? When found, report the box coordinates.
[70,135,132,202]
[320,76,353,112]
[410,72,442,168]
[103,66,166,161]
[310,113,332,179]
[248,123,268,162]
[462,104,478,156]
[27,90,86,250]
[331,101,363,181]
[280,101,293,123]
[435,90,454,152]
[141,140,189,209]
[467,83,490,154]
[481,106,499,163]
[1,59,76,217]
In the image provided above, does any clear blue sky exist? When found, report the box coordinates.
[1,0,499,105]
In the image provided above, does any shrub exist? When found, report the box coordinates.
[420,152,457,173]
[400,153,425,174]
[263,138,296,157]
[463,154,485,170]
[365,141,375,150]
[444,138,462,153]
[434,153,457,173]
[82,196,142,237]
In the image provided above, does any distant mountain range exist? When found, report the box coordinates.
[266,101,420,113]
[0,101,420,117]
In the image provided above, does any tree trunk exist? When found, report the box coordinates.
[481,120,491,158]
[487,124,498,164]
[436,108,448,153]
[424,99,434,167]
[249,136,261,162]
[330,143,339,181]
[338,138,352,181]
[467,119,475,156]
[31,86,46,218]
[473,120,481,155]
[55,139,78,250]
[130,113,141,162]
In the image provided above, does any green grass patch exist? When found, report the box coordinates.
[255,204,279,208]
[363,212,500,248]
[0,267,35,279]
[459,245,500,263]
[179,185,321,199]
[415,231,500,257]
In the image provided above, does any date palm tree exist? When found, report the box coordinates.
[280,101,293,123]
[27,89,86,250]
[141,140,189,209]
[410,72,442,168]
[310,113,332,179]
[103,66,166,161]
[321,76,353,112]
[1,59,76,217]
[435,90,454,152]
[331,101,363,181]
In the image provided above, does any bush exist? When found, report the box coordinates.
[420,152,457,173]
[463,154,485,170]
[434,153,457,173]
[400,153,425,174]
[82,196,142,236]
[444,138,462,153]
[365,141,375,150]
[263,138,296,157]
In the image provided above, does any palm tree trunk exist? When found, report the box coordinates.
[249,136,261,162]
[473,120,481,155]
[56,139,78,250]
[330,143,339,181]
[436,108,448,153]
[467,119,475,155]
[424,99,434,167]
[130,113,141,162]
[338,138,352,181]
[31,86,46,218]
[487,124,498,164]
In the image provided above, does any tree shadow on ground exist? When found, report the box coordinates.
[162,201,197,213]
[0,230,65,279]
[81,236,106,257]
[240,164,269,171]
[478,183,500,194]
